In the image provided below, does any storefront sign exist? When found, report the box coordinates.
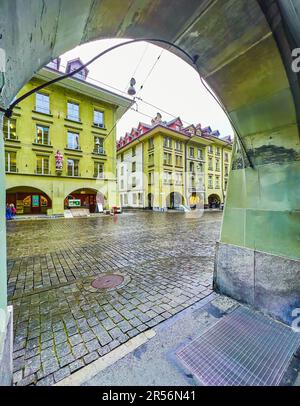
[32,195,40,207]
[68,199,81,207]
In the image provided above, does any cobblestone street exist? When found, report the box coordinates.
[7,211,222,386]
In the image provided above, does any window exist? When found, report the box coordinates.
[138,193,143,205]
[67,102,79,121]
[94,162,104,178]
[148,172,154,185]
[225,165,229,176]
[208,145,213,154]
[132,176,136,188]
[163,136,172,148]
[3,118,17,140]
[148,137,154,149]
[225,179,228,190]
[189,147,194,158]
[120,179,124,189]
[148,153,154,166]
[215,158,220,171]
[120,166,124,176]
[36,125,50,145]
[132,146,136,157]
[198,162,204,172]
[36,156,50,175]
[208,175,213,189]
[93,110,104,127]
[175,172,183,185]
[132,193,137,205]
[215,176,220,189]
[208,157,213,170]
[216,147,220,156]
[36,93,50,114]
[197,148,203,160]
[224,152,229,162]
[132,161,136,172]
[120,153,124,162]
[67,159,79,176]
[175,140,182,151]
[124,194,128,205]
[163,171,172,184]
[67,131,80,150]
[189,161,194,173]
[94,137,104,154]
[175,154,182,166]
[163,152,172,165]
[5,151,17,172]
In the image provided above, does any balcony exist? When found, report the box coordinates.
[66,144,81,151]
[93,146,105,155]
[93,122,105,129]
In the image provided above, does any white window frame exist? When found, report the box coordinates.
[93,110,104,127]
[67,131,80,150]
[5,151,17,172]
[36,93,50,114]
[36,156,50,175]
[36,125,50,145]
[67,102,80,121]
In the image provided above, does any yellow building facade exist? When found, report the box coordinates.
[4,59,132,216]
[117,115,232,210]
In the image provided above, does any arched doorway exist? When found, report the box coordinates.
[208,194,221,209]
[6,186,52,215]
[147,193,154,210]
[166,192,184,209]
[64,188,106,213]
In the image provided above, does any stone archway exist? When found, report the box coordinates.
[0,1,299,353]
[208,194,221,209]
[166,191,184,209]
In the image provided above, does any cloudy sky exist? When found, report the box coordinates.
[60,38,233,140]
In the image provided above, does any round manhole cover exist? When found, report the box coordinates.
[91,274,124,289]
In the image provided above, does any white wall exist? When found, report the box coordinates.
[117,143,144,208]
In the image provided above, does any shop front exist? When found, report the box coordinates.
[64,189,105,213]
[6,187,52,215]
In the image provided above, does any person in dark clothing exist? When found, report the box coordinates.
[6,204,12,220]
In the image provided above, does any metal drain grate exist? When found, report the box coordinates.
[177,306,300,386]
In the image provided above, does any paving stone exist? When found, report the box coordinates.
[82,330,96,342]
[72,343,88,359]
[59,353,76,368]
[42,358,60,376]
[24,355,41,377]
[69,359,85,373]
[56,342,71,358]
[13,370,23,384]
[17,374,37,386]
[86,338,101,352]
[69,334,83,346]
[83,351,98,365]
[36,374,55,386]
[54,366,71,383]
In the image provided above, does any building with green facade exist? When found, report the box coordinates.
[4,58,132,216]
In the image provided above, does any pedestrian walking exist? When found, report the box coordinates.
[6,204,12,220]
[10,203,16,218]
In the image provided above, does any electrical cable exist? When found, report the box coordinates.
[1,37,252,168]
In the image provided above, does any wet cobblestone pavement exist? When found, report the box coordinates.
[7,211,222,385]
